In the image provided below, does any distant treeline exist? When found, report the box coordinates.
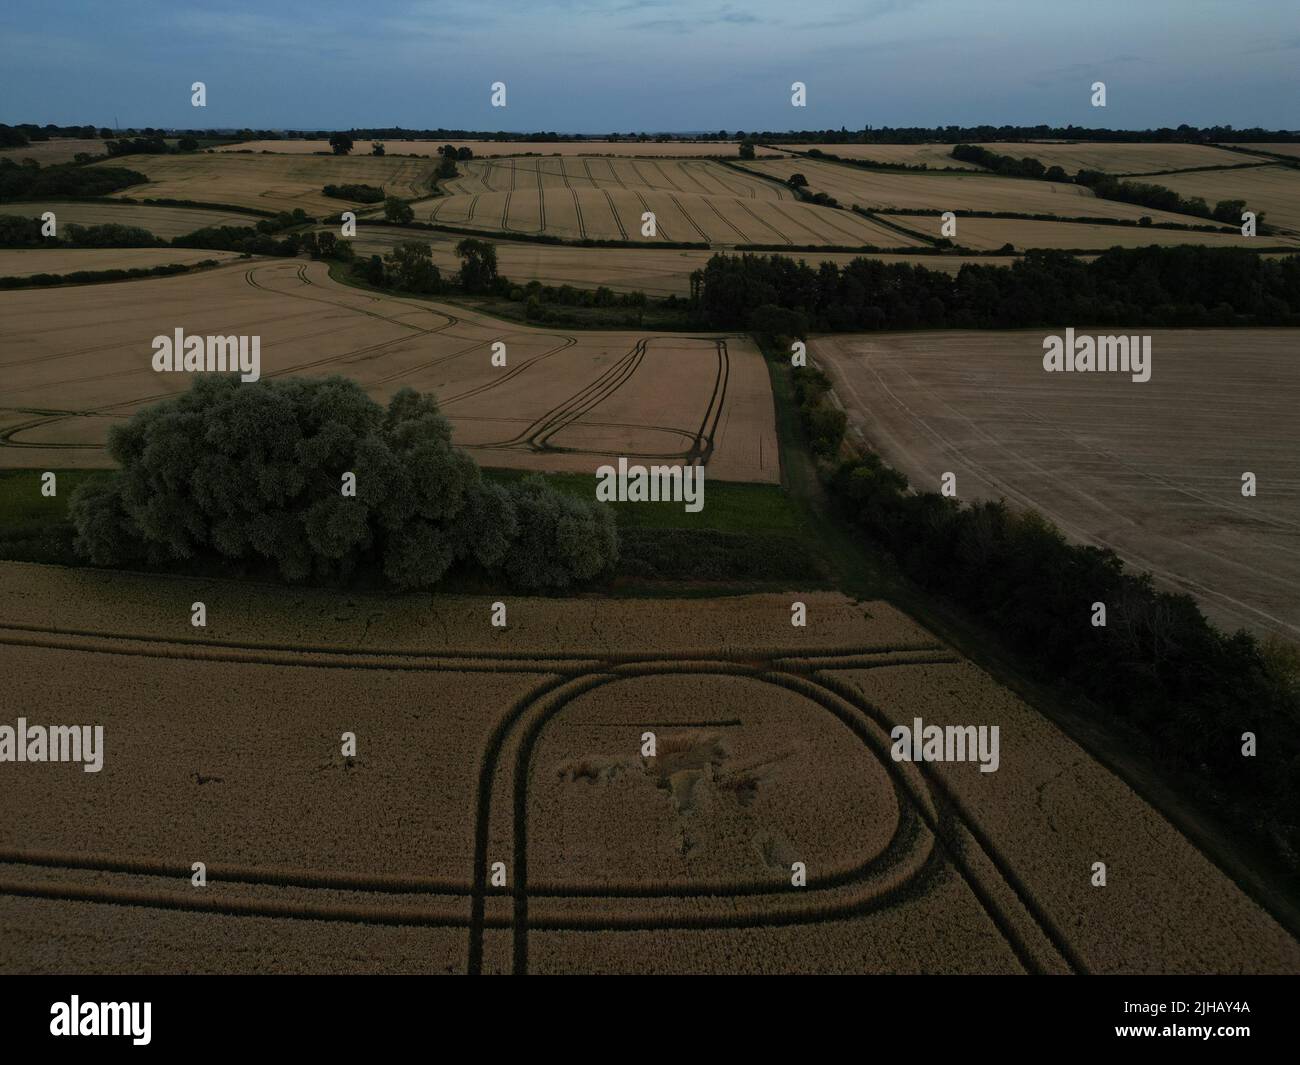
[950,144,1266,227]
[0,159,145,199]
[0,207,317,258]
[827,451,1299,860]
[759,124,1300,144]
[0,259,223,290]
[695,247,1300,331]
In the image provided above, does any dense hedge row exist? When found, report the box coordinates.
[697,246,1300,331]
[828,452,1299,853]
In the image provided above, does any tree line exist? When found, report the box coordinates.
[827,451,1299,862]
[694,247,1300,332]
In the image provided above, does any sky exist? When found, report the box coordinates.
[2,0,1297,132]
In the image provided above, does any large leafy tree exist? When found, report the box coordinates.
[71,376,617,590]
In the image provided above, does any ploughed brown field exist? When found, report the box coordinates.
[813,329,1300,640]
[1,563,1295,974]
[216,139,789,158]
[0,258,777,483]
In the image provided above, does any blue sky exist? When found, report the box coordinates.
[2,0,1297,131]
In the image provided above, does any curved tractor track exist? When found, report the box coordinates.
[0,263,734,476]
[0,618,1079,975]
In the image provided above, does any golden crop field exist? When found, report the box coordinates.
[0,248,241,276]
[1144,164,1300,234]
[90,151,442,213]
[740,157,1214,225]
[1,566,1294,974]
[331,226,1014,295]
[217,139,788,158]
[0,200,258,238]
[812,329,1300,640]
[976,141,1247,174]
[442,156,791,199]
[421,187,916,247]
[0,258,777,483]
[886,213,1300,251]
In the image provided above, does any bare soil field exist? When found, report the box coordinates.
[887,214,1300,251]
[332,227,1015,295]
[1145,164,1300,234]
[813,329,1300,640]
[740,158,1214,225]
[0,258,777,483]
[0,201,257,238]
[0,564,1294,974]
[419,187,915,247]
[90,152,442,213]
[0,248,241,276]
[0,138,107,165]
[218,139,788,158]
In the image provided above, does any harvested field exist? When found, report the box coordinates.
[0,138,107,165]
[774,144,987,170]
[333,227,1014,295]
[218,139,788,158]
[417,187,915,247]
[740,157,1212,225]
[887,214,1299,251]
[0,564,1294,974]
[0,258,777,483]
[1143,164,1300,234]
[0,201,258,238]
[813,329,1300,639]
[90,151,441,214]
[441,156,790,199]
[975,142,1246,175]
[0,248,241,277]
